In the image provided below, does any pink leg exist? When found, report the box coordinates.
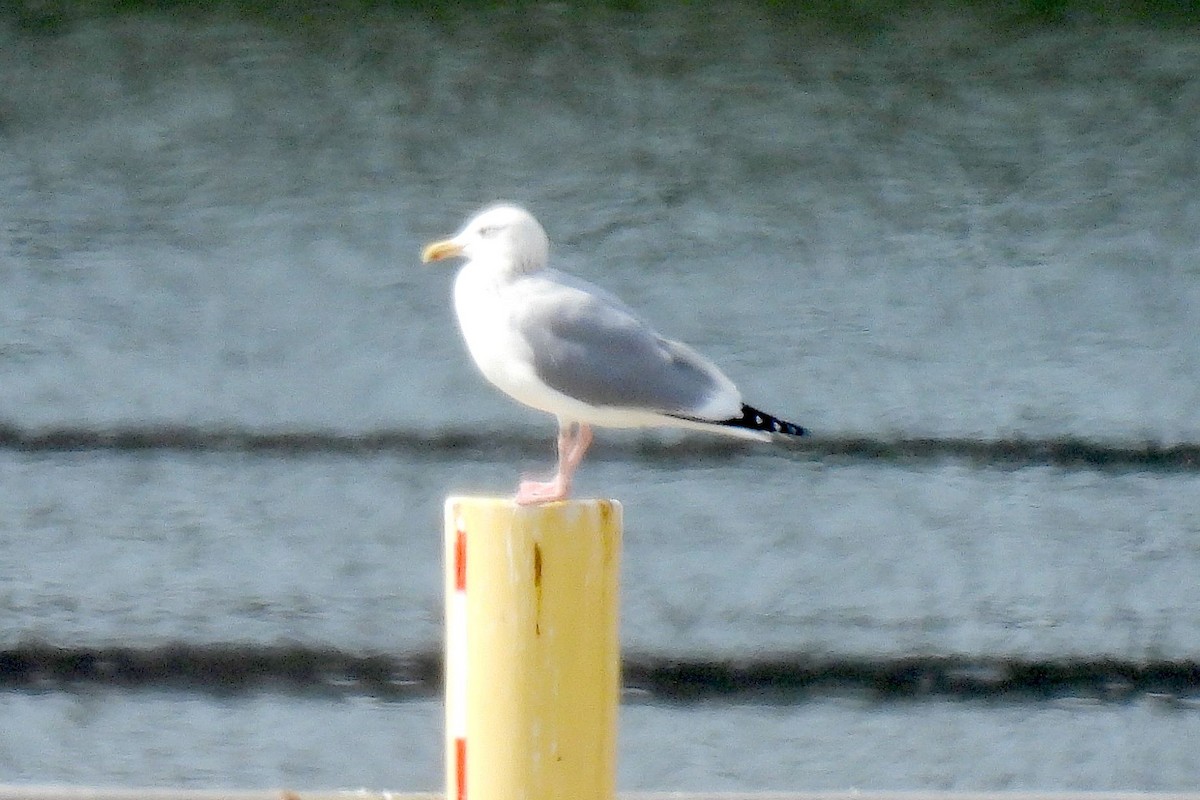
[515,420,594,505]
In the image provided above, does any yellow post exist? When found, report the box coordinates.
[444,497,622,800]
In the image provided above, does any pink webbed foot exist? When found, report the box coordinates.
[514,477,570,506]
[513,420,593,506]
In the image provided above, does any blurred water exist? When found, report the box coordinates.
[7,449,1199,661]
[2,1,1200,791]
[5,692,1200,791]
[2,3,1198,438]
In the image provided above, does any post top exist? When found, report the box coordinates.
[445,496,622,512]
[446,495,619,503]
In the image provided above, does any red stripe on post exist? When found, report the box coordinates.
[454,526,467,591]
[455,736,467,800]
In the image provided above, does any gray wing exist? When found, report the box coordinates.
[512,271,732,415]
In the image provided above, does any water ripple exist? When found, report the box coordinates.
[0,422,1196,471]
[4,642,1199,704]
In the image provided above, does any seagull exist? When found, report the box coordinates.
[421,204,806,505]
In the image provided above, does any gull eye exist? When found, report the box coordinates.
[477,224,500,238]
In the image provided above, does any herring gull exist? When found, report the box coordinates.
[422,204,806,505]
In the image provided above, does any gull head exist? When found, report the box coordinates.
[421,204,550,275]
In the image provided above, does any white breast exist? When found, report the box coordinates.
[453,263,561,415]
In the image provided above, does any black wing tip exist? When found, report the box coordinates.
[726,404,807,437]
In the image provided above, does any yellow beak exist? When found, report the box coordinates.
[421,239,464,263]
